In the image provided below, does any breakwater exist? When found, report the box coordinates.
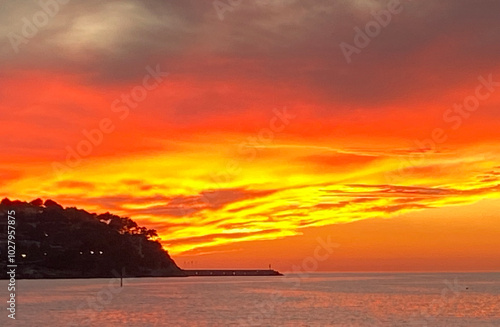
[183,269,283,276]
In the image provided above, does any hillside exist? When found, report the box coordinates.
[0,198,185,278]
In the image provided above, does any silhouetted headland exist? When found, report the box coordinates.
[0,199,283,279]
[0,198,184,279]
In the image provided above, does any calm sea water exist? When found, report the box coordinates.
[1,272,499,326]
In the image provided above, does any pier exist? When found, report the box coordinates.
[183,269,283,276]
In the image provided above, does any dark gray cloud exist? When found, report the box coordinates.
[2,0,500,109]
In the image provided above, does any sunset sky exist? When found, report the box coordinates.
[1,0,500,271]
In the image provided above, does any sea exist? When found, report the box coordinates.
[1,272,499,326]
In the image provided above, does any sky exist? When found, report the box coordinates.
[1,0,500,272]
